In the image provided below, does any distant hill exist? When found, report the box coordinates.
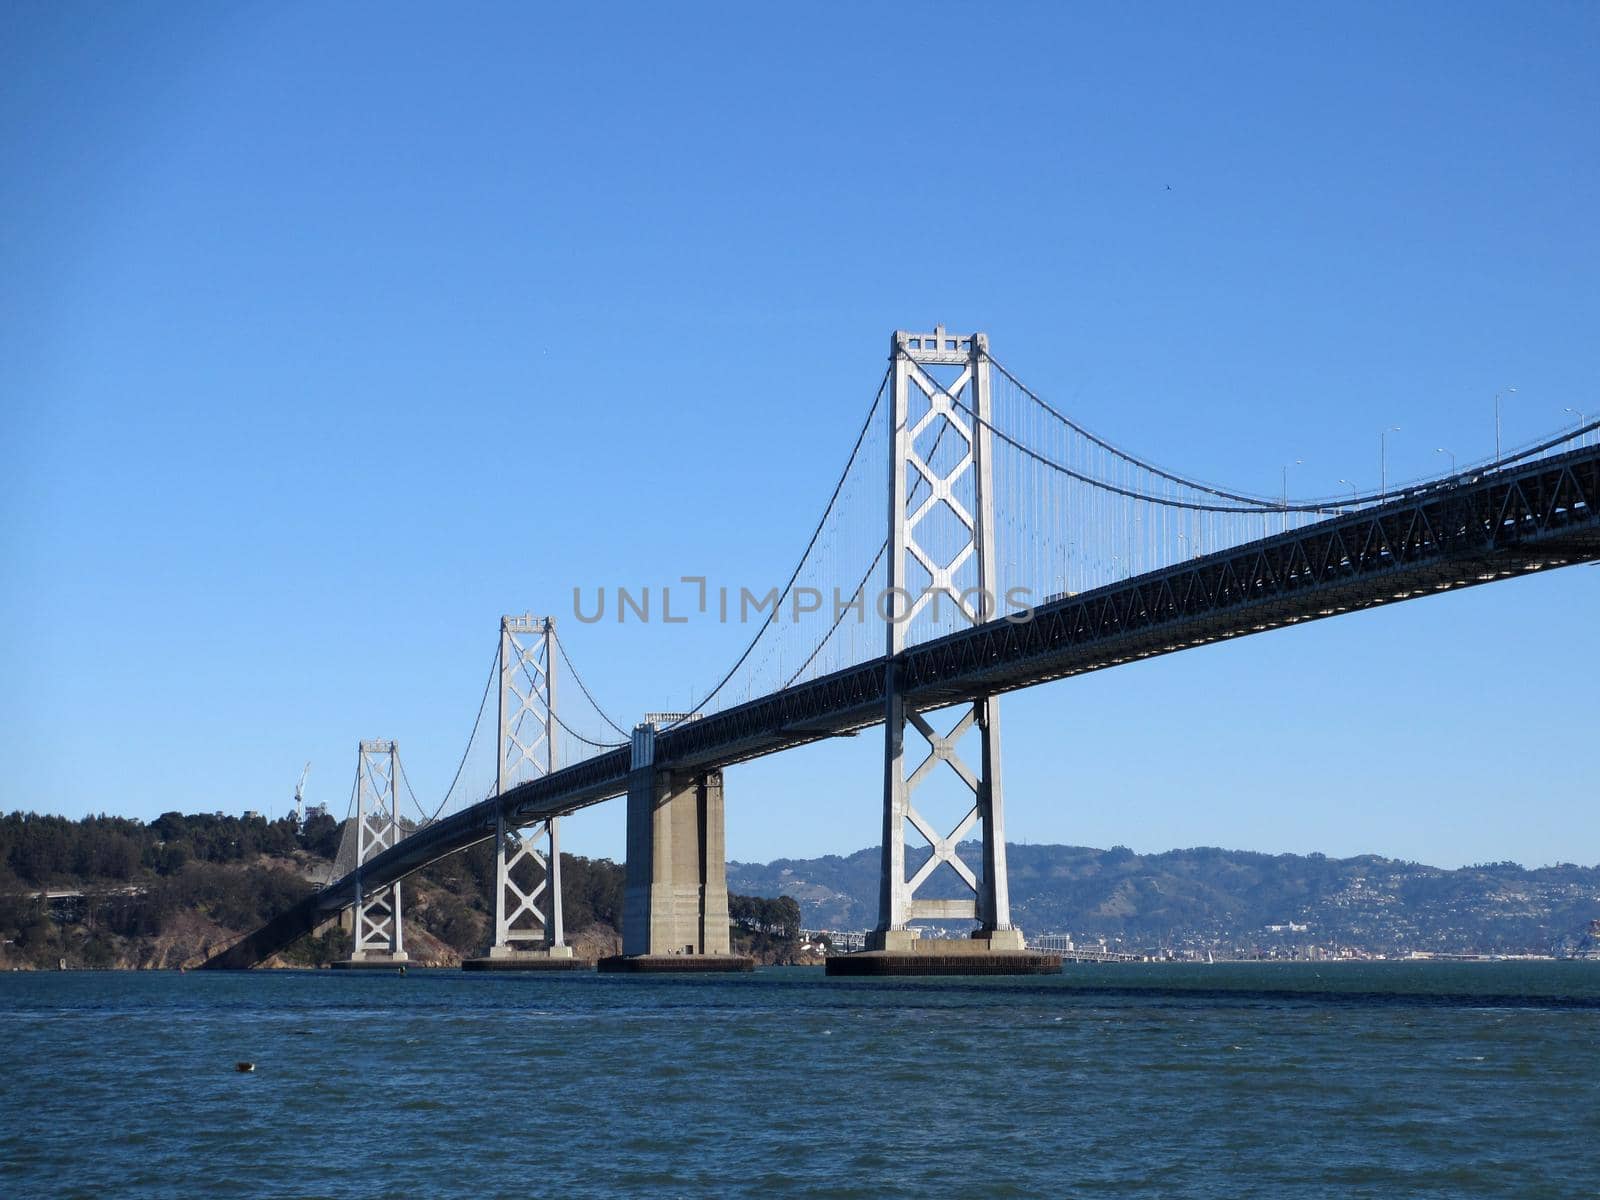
[8,811,1597,963]
[728,843,1600,955]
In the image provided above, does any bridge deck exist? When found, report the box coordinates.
[204,444,1600,968]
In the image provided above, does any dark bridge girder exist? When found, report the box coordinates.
[204,444,1600,968]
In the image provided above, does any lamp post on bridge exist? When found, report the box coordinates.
[1436,447,1456,475]
[1338,479,1358,511]
[1494,387,1517,462]
[1566,408,1588,446]
[1380,427,1401,502]
[1281,458,1303,532]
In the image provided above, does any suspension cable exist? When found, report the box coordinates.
[660,365,892,728]
[550,627,631,738]
[549,706,628,750]
[782,538,887,688]
[988,354,1288,507]
[775,371,966,689]
[920,360,1310,513]
[342,762,358,823]
[507,631,626,752]
[395,756,428,827]
[402,641,499,826]
[987,354,1600,511]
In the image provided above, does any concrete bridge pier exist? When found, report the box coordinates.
[598,723,752,973]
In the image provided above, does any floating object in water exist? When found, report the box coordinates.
[235,1062,255,1073]
[398,966,407,975]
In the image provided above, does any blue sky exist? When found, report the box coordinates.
[2,3,1596,869]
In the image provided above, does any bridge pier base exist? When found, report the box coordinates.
[598,723,753,974]
[827,691,1059,976]
[463,817,586,971]
[827,931,1060,976]
[336,881,410,968]
[462,948,583,971]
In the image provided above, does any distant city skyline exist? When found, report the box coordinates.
[3,4,1596,870]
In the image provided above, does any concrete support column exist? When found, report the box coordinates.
[623,767,730,956]
[547,816,565,948]
[605,723,749,971]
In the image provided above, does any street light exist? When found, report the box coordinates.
[1281,458,1303,532]
[1494,386,1517,462]
[1565,407,1588,445]
[1435,447,1455,474]
[1380,426,1401,501]
[1281,459,1304,508]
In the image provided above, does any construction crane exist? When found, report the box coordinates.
[293,762,311,825]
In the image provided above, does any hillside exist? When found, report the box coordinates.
[0,811,802,970]
[8,811,1597,965]
[728,842,1600,956]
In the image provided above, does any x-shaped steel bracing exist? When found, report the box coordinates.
[355,890,399,952]
[494,827,550,942]
[502,626,551,786]
[901,360,983,627]
[879,329,1012,939]
[492,616,564,950]
[902,708,982,899]
[353,739,406,959]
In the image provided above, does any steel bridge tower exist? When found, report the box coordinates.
[348,738,408,964]
[466,614,576,968]
[860,327,1036,968]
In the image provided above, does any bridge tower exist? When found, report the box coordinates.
[598,716,752,972]
[344,738,409,966]
[464,614,578,970]
[840,327,1052,975]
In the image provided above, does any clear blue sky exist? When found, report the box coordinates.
[3,3,1595,869]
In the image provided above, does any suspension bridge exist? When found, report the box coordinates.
[204,327,1600,974]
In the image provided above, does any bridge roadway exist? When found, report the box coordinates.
[205,443,1600,968]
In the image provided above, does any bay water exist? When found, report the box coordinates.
[2,963,1597,1198]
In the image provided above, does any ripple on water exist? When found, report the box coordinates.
[2,964,1598,1198]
